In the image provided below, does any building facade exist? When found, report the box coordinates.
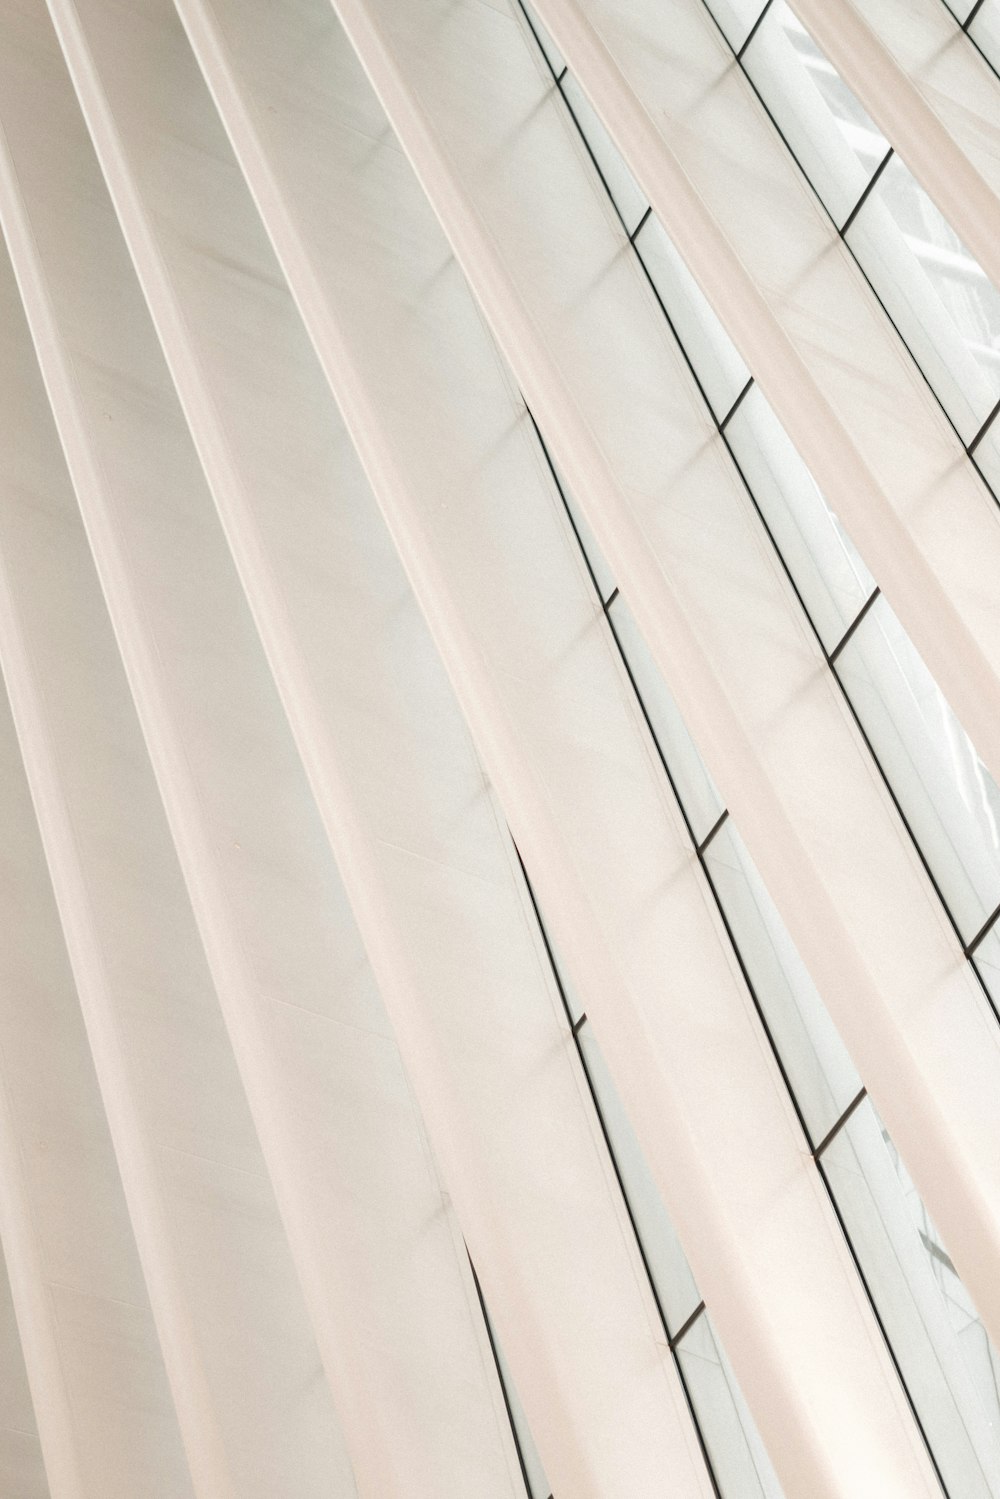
[0,0,999,1495]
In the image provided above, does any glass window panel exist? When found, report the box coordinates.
[970,2,1000,72]
[702,0,771,52]
[846,153,1000,443]
[577,1020,702,1333]
[560,75,648,236]
[536,439,617,603]
[742,0,889,228]
[703,821,861,1143]
[607,595,726,844]
[633,215,751,421]
[676,1311,786,1499]
[514,0,564,76]
[821,1098,1000,1497]
[480,1292,551,1498]
[724,385,873,650]
[836,597,1000,942]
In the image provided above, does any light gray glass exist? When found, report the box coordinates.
[822,1098,1000,1497]
[480,1295,551,1498]
[724,385,874,651]
[971,921,1000,1013]
[608,595,726,844]
[560,74,648,236]
[742,0,889,227]
[539,442,617,603]
[704,820,861,1143]
[514,0,564,76]
[577,1019,702,1333]
[837,597,1000,943]
[676,1311,786,1499]
[970,2,1000,71]
[633,214,751,421]
[846,153,1000,443]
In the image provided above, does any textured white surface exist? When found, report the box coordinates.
[0,0,997,1494]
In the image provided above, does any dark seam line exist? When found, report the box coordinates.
[736,0,777,61]
[629,204,653,243]
[572,1011,588,1035]
[604,585,619,609]
[519,19,970,1493]
[816,1157,951,1497]
[813,1087,868,1159]
[964,0,989,29]
[697,809,729,856]
[965,900,1000,957]
[605,57,974,978]
[512,0,562,84]
[727,37,1000,498]
[515,16,960,1497]
[555,64,567,84]
[705,0,1000,508]
[719,376,754,431]
[512,839,724,1498]
[524,287,820,1160]
[840,146,894,237]
[467,1254,535,1498]
[557,87,633,236]
[523,401,608,607]
[828,587,881,664]
[967,389,1000,456]
[967,27,1000,85]
[668,1300,707,1349]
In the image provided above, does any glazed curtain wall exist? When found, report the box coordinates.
[0,1,999,1496]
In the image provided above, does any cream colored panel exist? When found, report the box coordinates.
[0,13,361,1499]
[169,0,941,1493]
[0,673,184,1499]
[14,1,707,1495]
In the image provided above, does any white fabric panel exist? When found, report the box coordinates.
[0,650,182,1499]
[15,3,710,1497]
[0,15,362,1499]
[168,1,942,1494]
[0,1238,48,1499]
[297,0,1000,1434]
[0,254,200,1499]
[25,5,532,1497]
[529,0,1000,801]
[788,0,1000,296]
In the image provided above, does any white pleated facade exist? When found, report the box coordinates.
[0,0,998,1496]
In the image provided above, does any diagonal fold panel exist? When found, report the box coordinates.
[0,5,526,1498]
[787,0,1000,299]
[0,139,359,1499]
[14,1,708,1494]
[0,1233,48,1499]
[0,665,187,1499]
[526,0,1000,799]
[168,0,941,1493]
[299,0,1000,1408]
